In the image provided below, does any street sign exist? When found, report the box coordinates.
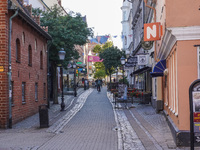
[144,22,161,41]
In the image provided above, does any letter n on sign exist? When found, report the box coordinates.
[144,22,161,41]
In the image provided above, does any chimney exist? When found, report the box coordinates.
[32,15,40,25]
[24,4,32,15]
[41,26,48,32]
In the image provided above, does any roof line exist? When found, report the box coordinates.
[40,0,51,11]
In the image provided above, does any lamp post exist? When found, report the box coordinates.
[120,56,126,84]
[73,62,77,97]
[58,49,66,111]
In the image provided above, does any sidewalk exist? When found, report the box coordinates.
[11,88,85,130]
[107,92,199,150]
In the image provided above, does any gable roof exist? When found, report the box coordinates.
[9,0,52,40]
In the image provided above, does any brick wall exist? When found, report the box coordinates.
[10,15,48,125]
[0,5,48,127]
[0,1,9,128]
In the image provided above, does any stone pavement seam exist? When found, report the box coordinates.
[107,92,145,150]
[46,88,94,134]
[129,109,162,150]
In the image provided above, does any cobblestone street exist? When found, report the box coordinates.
[0,87,199,150]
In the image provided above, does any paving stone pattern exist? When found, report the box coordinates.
[39,87,118,150]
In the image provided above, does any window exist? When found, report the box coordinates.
[35,38,37,51]
[198,47,200,78]
[35,83,38,101]
[43,83,46,99]
[124,36,127,45]
[40,51,43,69]
[168,50,178,116]
[22,32,25,45]
[123,11,126,21]
[16,38,20,62]
[24,0,29,5]
[28,45,32,66]
[22,82,26,103]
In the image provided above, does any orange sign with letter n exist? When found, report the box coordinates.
[144,22,162,41]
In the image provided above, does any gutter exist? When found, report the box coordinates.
[8,8,19,128]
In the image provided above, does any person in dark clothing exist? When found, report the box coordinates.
[95,79,101,92]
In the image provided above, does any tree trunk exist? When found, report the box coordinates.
[51,62,58,104]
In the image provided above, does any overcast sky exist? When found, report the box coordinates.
[62,0,123,49]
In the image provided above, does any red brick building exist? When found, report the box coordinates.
[0,0,51,128]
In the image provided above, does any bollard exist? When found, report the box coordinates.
[39,104,49,128]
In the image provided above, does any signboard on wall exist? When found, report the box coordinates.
[137,55,148,66]
[189,79,200,149]
[144,22,162,41]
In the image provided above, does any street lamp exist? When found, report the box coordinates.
[58,48,66,111]
[120,56,126,84]
[73,62,77,97]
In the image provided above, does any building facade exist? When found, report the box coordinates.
[0,0,51,128]
[121,0,133,85]
[155,0,200,146]
[127,0,200,146]
[122,0,153,95]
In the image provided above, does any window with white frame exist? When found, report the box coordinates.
[24,0,29,5]
[198,47,200,78]
[123,11,126,21]
[168,50,178,116]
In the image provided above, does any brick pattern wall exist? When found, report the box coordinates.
[10,15,48,125]
[0,1,9,128]
[0,4,48,127]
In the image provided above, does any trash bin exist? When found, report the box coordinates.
[39,104,49,128]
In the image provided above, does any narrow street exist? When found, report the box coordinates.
[0,87,196,150]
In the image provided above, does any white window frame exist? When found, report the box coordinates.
[168,50,178,116]
[198,47,200,78]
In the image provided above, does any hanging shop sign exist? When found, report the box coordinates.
[125,56,138,67]
[141,38,153,50]
[144,22,162,41]
[125,62,135,67]
[189,79,200,149]
[137,55,148,66]
[88,56,103,62]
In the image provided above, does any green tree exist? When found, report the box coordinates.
[92,41,113,78]
[41,5,93,103]
[32,8,43,16]
[99,46,124,83]
[94,70,106,79]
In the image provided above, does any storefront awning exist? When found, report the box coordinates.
[132,67,152,75]
[150,60,166,77]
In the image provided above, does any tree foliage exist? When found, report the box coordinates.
[40,5,93,65]
[92,41,114,79]
[94,70,106,79]
[99,46,124,82]
[39,5,93,103]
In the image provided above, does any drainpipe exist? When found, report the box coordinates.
[8,9,19,128]
[144,0,159,62]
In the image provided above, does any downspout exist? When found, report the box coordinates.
[47,42,52,109]
[8,9,19,128]
[144,0,159,62]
